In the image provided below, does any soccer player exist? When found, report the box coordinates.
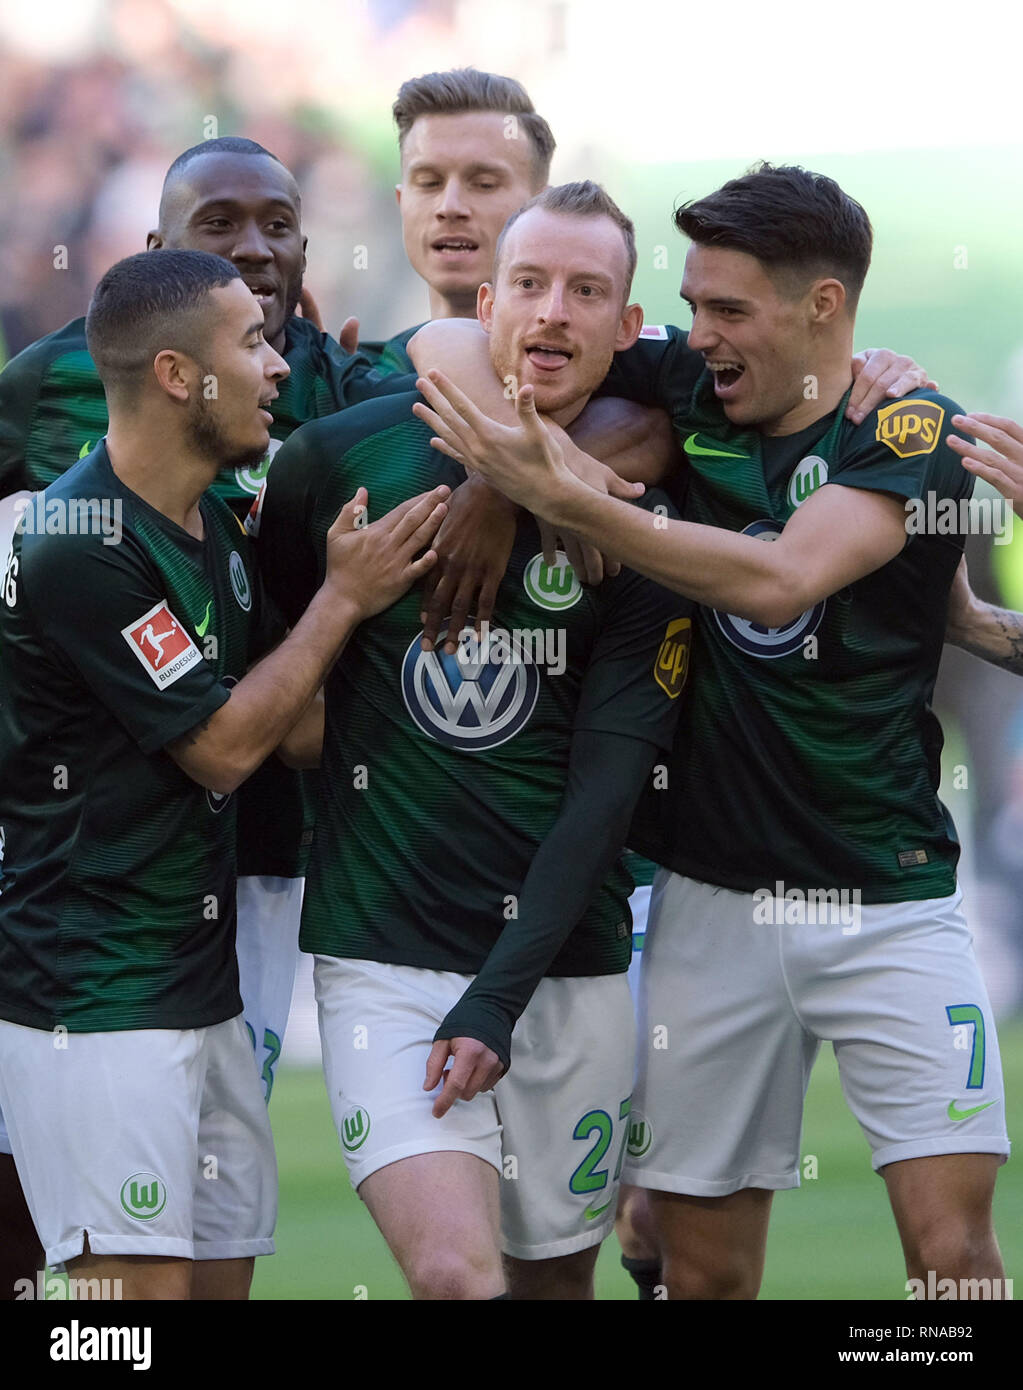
[0,134,402,1293]
[414,164,1010,1299]
[255,183,691,1300]
[0,249,447,1300]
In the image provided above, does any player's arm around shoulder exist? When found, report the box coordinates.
[766,390,974,625]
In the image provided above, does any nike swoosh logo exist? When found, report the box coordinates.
[195,601,213,638]
[683,434,750,461]
[584,1197,614,1221]
[947,1099,997,1122]
[78,440,93,459]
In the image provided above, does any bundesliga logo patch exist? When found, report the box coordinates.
[121,601,203,688]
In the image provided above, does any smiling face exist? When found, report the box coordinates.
[481,206,642,424]
[397,112,542,318]
[681,243,845,433]
[182,277,290,470]
[151,152,306,354]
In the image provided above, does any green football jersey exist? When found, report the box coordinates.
[0,444,273,1031]
[0,312,388,879]
[616,334,972,903]
[357,323,421,380]
[256,391,691,977]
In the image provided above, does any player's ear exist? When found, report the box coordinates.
[812,278,845,326]
[477,282,495,331]
[395,184,402,209]
[152,349,194,404]
[614,302,644,352]
[301,234,308,272]
[146,230,163,251]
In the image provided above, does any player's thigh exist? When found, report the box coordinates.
[190,1255,255,1301]
[68,1244,191,1300]
[504,1242,601,1300]
[650,1186,775,1297]
[803,893,1010,1173]
[191,1016,277,1265]
[496,973,636,1263]
[882,1152,1003,1270]
[0,1019,205,1267]
[315,955,503,1183]
[360,1149,503,1291]
[628,871,817,1197]
[236,874,303,1102]
[0,1149,43,1298]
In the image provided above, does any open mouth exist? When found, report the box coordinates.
[525,343,574,371]
[431,237,480,256]
[708,359,746,394]
[243,278,278,307]
[258,392,278,423]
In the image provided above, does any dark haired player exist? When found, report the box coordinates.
[0,249,447,1299]
[0,136,410,1292]
[414,163,1009,1299]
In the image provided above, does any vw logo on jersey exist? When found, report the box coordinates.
[229,551,252,611]
[523,550,582,610]
[400,622,539,751]
[235,436,283,497]
[713,519,825,659]
[787,454,828,510]
[207,676,238,812]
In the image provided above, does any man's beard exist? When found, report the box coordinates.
[283,272,303,325]
[186,392,268,473]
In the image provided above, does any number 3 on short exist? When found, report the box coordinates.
[946,1004,986,1089]
[569,1098,631,1195]
[246,1022,283,1103]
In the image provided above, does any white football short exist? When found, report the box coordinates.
[0,1101,10,1156]
[315,956,636,1260]
[626,882,652,1005]
[626,873,1010,1196]
[236,874,304,1102]
[0,1015,277,1266]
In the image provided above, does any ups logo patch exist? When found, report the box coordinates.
[875,399,945,459]
[655,617,692,698]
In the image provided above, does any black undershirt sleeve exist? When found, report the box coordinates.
[432,728,659,1071]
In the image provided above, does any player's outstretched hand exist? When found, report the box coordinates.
[419,477,519,655]
[848,349,937,424]
[413,370,570,516]
[324,485,450,620]
[537,430,640,582]
[948,413,1023,520]
[424,1037,505,1119]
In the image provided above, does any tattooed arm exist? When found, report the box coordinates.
[945,555,1023,675]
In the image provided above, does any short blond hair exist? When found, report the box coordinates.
[393,68,555,187]
[493,182,637,302]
